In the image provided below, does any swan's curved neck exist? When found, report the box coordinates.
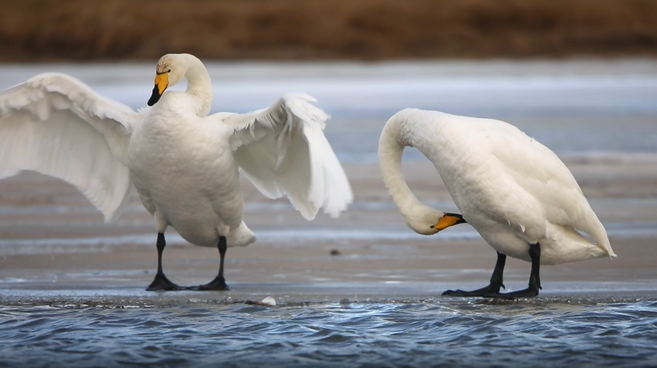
[378,113,429,222]
[181,55,213,117]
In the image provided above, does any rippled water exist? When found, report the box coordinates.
[1,299,656,368]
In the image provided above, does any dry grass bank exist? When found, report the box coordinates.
[1,0,656,61]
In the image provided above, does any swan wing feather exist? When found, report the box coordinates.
[220,93,353,220]
[484,119,613,255]
[0,73,139,222]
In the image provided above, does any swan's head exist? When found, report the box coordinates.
[147,54,188,106]
[404,205,466,236]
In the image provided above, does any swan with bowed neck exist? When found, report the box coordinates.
[0,53,353,291]
[378,108,615,298]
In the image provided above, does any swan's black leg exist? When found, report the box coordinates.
[198,236,230,291]
[442,252,507,297]
[489,243,542,299]
[146,233,181,291]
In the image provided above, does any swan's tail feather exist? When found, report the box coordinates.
[572,201,616,259]
[227,222,256,248]
[544,223,613,264]
[547,215,614,266]
[588,217,616,259]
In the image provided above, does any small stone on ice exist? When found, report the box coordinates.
[261,296,276,306]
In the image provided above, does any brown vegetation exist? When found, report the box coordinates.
[1,0,656,61]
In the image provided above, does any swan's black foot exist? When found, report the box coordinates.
[146,273,181,291]
[197,275,230,291]
[486,243,542,299]
[442,283,505,297]
[485,285,540,299]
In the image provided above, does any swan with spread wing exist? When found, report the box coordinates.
[0,53,353,291]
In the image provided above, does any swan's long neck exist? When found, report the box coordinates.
[182,55,213,117]
[378,110,429,222]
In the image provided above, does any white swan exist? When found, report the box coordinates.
[0,53,353,291]
[379,108,616,298]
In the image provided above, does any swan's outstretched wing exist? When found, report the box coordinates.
[0,73,141,222]
[220,93,352,220]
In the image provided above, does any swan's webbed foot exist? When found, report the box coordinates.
[146,233,182,291]
[194,236,230,291]
[196,275,230,291]
[485,243,542,299]
[442,282,505,297]
[485,285,540,299]
[442,251,507,298]
[146,272,182,291]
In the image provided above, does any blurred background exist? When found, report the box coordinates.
[1,0,657,61]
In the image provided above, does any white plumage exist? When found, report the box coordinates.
[0,73,138,222]
[379,108,615,298]
[0,53,352,290]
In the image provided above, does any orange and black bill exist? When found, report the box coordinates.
[147,73,169,106]
[433,213,467,231]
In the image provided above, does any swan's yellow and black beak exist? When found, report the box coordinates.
[147,73,169,106]
[432,213,466,232]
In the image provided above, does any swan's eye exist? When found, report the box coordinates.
[429,225,435,229]
[167,69,171,73]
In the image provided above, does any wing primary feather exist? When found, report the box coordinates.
[225,93,352,220]
[0,73,139,222]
